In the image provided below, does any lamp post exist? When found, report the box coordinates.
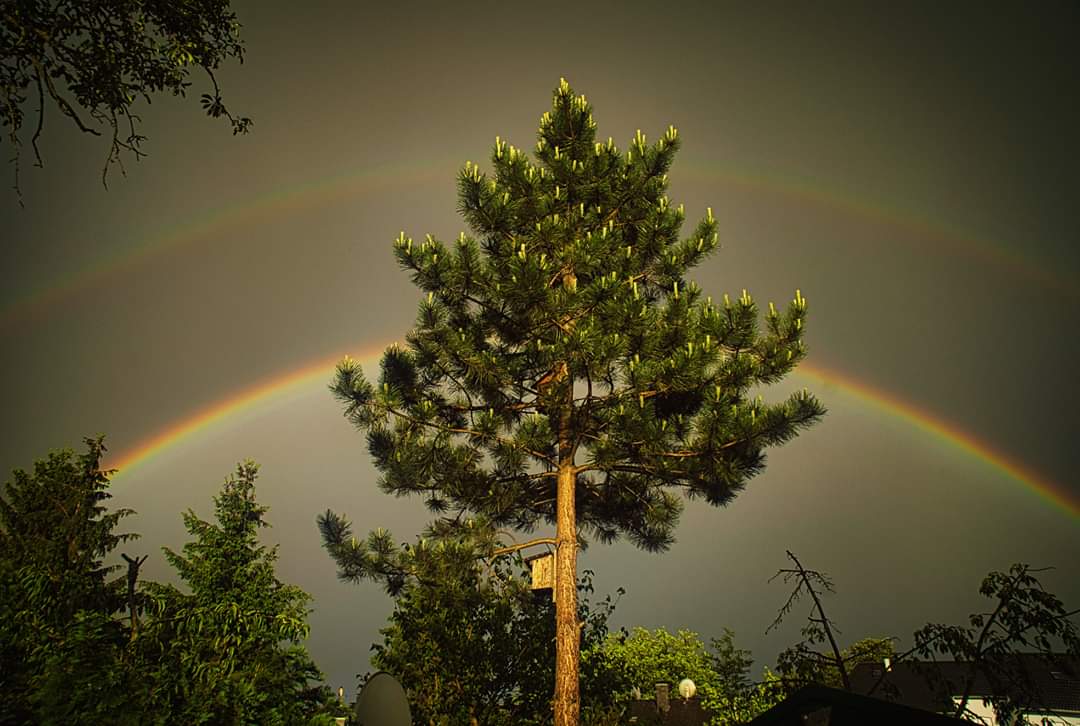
[334,685,347,725]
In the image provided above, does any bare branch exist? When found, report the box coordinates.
[31,70,45,167]
[768,550,851,691]
[31,59,100,136]
[491,538,557,557]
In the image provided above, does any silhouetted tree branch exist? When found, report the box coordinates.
[120,552,147,638]
[2,0,252,205]
[768,549,852,691]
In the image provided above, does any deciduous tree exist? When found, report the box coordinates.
[603,627,723,701]
[350,525,624,725]
[138,461,324,725]
[768,553,1080,723]
[2,0,251,201]
[904,563,1080,723]
[325,78,824,726]
[600,626,783,725]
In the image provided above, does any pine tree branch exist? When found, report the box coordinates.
[589,473,654,508]
[586,462,656,477]
[437,360,477,411]
[585,462,695,481]
[383,404,556,467]
[492,471,558,497]
[491,538,558,556]
[462,291,519,331]
[422,331,541,413]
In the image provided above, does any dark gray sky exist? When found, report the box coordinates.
[3,0,1078,701]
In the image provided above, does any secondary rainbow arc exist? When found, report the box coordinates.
[5,156,1076,331]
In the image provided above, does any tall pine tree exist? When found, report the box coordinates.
[323,78,825,726]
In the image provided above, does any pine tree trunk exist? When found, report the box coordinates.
[553,359,579,726]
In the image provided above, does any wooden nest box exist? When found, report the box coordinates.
[524,551,556,601]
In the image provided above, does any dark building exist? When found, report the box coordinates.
[621,654,1080,724]
[849,653,1080,724]
[746,685,968,725]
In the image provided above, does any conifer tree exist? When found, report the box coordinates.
[0,436,138,723]
[324,78,825,726]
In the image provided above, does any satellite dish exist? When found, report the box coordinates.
[355,671,412,726]
[678,678,697,699]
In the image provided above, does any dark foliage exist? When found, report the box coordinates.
[2,0,251,201]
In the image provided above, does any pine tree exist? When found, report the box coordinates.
[325,78,825,726]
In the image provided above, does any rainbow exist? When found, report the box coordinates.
[4,156,1076,331]
[0,159,450,330]
[105,345,1080,521]
[674,166,1075,300]
[105,343,384,478]
[791,364,1079,519]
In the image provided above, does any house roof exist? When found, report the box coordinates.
[746,684,967,725]
[849,653,1080,716]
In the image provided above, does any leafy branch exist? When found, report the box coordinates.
[3,1,252,204]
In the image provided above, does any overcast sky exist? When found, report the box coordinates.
[3,0,1078,702]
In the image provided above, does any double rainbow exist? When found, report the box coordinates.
[7,157,1075,518]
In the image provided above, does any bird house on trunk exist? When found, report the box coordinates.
[525,552,555,601]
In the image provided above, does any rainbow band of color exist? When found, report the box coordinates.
[5,157,1076,331]
[106,346,1080,521]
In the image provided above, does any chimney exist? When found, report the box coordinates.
[655,682,670,713]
